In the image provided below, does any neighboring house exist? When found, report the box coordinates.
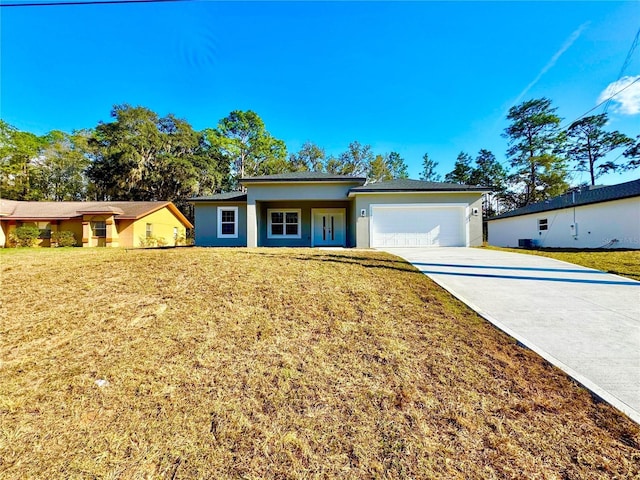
[0,200,193,248]
[189,172,489,248]
[487,178,640,249]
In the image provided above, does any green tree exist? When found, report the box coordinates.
[444,152,473,184]
[326,141,372,176]
[88,105,162,199]
[368,154,392,183]
[623,135,640,169]
[0,121,46,200]
[419,153,441,182]
[206,110,287,186]
[470,149,507,190]
[324,156,342,174]
[566,114,634,185]
[503,98,568,206]
[32,130,90,201]
[87,104,227,205]
[470,149,508,217]
[288,141,325,172]
[367,151,409,182]
[386,151,409,179]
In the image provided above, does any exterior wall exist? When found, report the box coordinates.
[194,202,248,247]
[80,214,118,247]
[116,219,135,247]
[488,197,640,249]
[131,207,190,247]
[246,182,358,202]
[0,220,6,247]
[2,220,66,247]
[246,182,361,247]
[349,200,359,248]
[257,201,351,247]
[56,220,82,246]
[353,192,484,248]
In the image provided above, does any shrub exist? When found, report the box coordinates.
[9,225,41,247]
[51,230,77,247]
[139,236,168,248]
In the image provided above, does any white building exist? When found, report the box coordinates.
[487,179,640,249]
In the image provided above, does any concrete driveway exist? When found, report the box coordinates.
[381,247,640,424]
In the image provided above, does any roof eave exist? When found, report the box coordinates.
[1,216,76,221]
[188,197,248,203]
[240,178,367,185]
[348,188,490,197]
[118,202,193,229]
[488,192,640,221]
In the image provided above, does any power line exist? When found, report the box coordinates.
[604,28,640,113]
[560,76,640,130]
[1,0,188,7]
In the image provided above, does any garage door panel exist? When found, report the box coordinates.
[371,205,465,247]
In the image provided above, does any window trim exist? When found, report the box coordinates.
[93,221,107,238]
[267,208,302,239]
[538,218,548,231]
[217,206,239,239]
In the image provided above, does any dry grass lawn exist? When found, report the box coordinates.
[484,246,640,282]
[1,247,639,479]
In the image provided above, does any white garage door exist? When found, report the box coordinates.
[370,204,466,247]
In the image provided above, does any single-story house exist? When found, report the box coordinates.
[0,200,193,248]
[189,172,489,248]
[487,178,640,249]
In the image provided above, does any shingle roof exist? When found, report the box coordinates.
[0,200,193,228]
[349,179,491,193]
[189,192,247,202]
[0,199,19,216]
[489,178,640,221]
[240,172,367,183]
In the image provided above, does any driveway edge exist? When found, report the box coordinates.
[425,273,640,425]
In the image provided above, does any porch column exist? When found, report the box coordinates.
[105,217,114,247]
[82,218,91,247]
[246,199,258,247]
[49,221,59,247]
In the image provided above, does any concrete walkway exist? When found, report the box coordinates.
[382,247,640,424]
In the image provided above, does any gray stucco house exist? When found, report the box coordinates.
[189,172,489,248]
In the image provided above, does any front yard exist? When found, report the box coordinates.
[484,246,640,281]
[0,247,638,478]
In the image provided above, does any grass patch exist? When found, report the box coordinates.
[1,247,639,478]
[483,246,640,281]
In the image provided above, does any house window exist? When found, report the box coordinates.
[217,206,238,238]
[173,227,178,240]
[268,209,301,239]
[538,218,548,231]
[93,221,106,237]
[38,222,52,239]
[146,223,153,238]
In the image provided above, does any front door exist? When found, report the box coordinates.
[312,209,346,247]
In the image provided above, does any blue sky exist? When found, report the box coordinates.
[1,1,639,186]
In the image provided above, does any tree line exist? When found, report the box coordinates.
[0,106,412,218]
[423,98,638,213]
[1,98,638,219]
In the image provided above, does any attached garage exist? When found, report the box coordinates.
[349,179,489,248]
[370,204,467,247]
